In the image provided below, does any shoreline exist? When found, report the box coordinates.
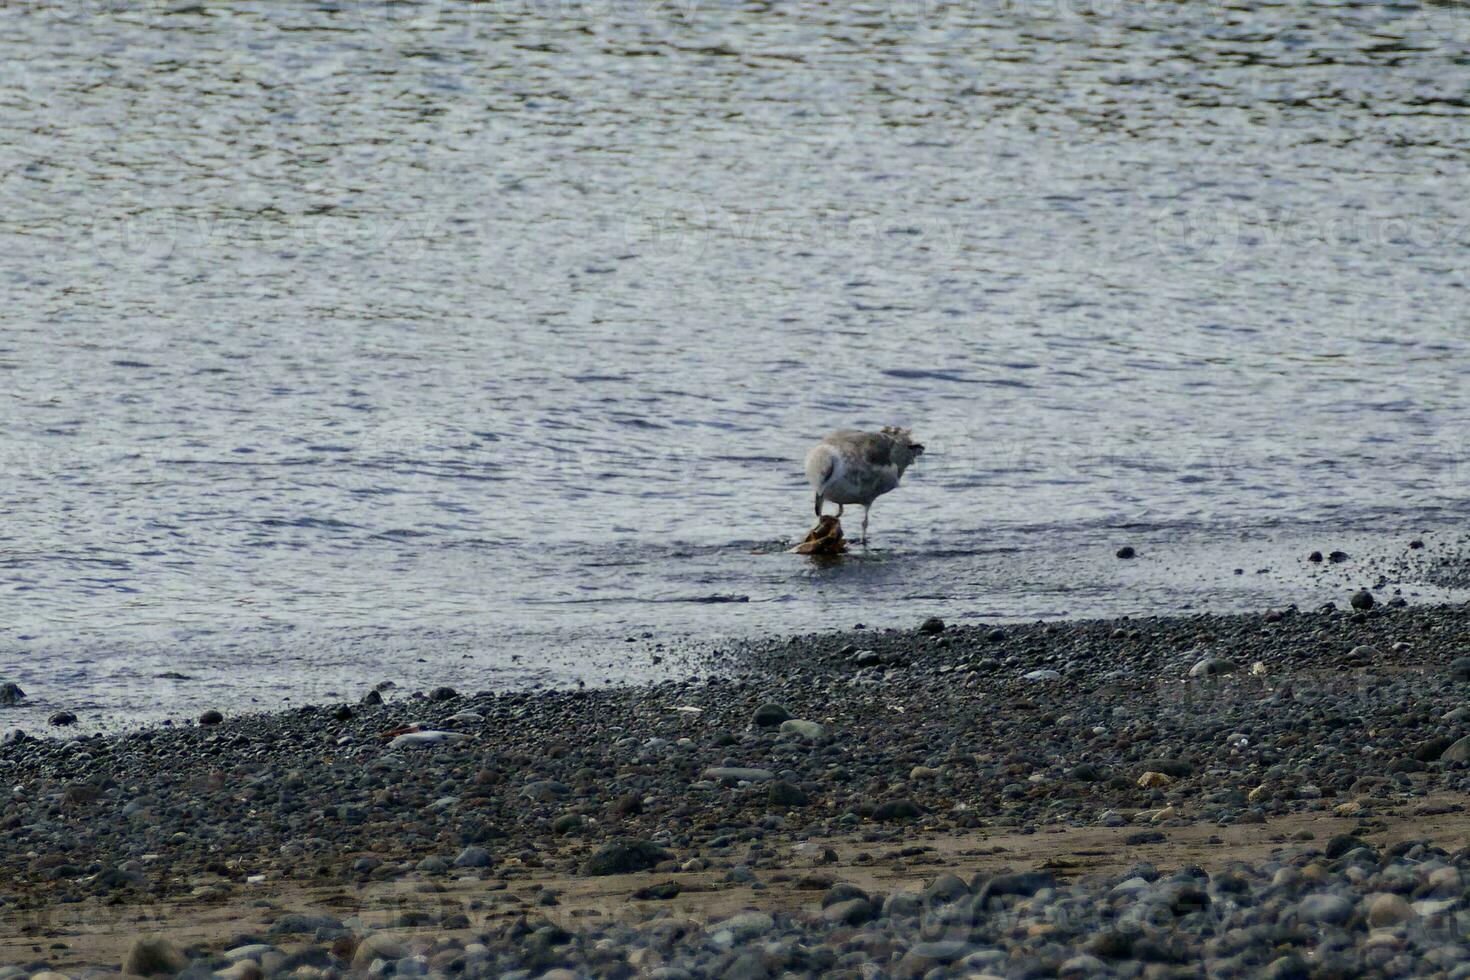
[7,524,1469,736]
[6,600,1470,977]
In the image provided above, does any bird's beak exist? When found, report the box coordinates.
[911,443,925,456]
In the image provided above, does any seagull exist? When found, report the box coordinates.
[804,426,924,545]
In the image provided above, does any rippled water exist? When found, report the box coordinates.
[3,0,1470,726]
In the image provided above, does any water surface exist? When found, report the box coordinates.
[3,0,1469,726]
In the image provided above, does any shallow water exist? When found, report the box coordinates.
[3,0,1470,727]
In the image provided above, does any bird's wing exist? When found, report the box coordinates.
[824,430,895,467]
[863,438,894,467]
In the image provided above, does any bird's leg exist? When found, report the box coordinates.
[814,493,824,518]
[861,505,870,546]
[835,504,844,518]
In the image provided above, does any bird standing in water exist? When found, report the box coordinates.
[804,426,924,545]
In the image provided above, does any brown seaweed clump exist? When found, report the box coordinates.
[791,515,847,556]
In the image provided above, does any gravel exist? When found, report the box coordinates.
[7,602,1470,977]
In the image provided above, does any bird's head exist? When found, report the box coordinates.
[881,426,924,466]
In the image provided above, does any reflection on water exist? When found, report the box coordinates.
[2,0,1469,725]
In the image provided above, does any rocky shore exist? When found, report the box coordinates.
[5,600,1470,978]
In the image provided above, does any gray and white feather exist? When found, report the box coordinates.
[804,426,924,544]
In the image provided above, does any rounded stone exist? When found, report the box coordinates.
[778,718,824,740]
[122,937,188,976]
[1366,892,1415,927]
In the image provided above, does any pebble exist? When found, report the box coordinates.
[48,711,76,726]
[352,935,409,969]
[1366,892,1415,927]
[387,730,469,749]
[714,911,773,940]
[1350,590,1375,610]
[1441,735,1470,763]
[778,718,824,739]
[0,682,24,705]
[822,896,873,925]
[1189,656,1237,677]
[198,709,223,725]
[122,937,188,976]
[1298,892,1355,925]
[702,766,775,783]
[452,846,493,868]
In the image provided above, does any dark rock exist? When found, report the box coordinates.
[269,912,342,935]
[1308,551,1323,563]
[873,799,923,822]
[751,703,791,728]
[612,794,644,818]
[1116,546,1136,559]
[552,813,584,835]
[360,689,383,705]
[1085,930,1135,959]
[122,937,188,976]
[920,873,970,905]
[1414,737,1456,762]
[1441,735,1470,763]
[48,711,77,726]
[820,883,869,908]
[975,871,1054,903]
[918,617,945,635]
[582,838,671,876]
[0,682,25,705]
[198,710,223,725]
[1325,835,1373,859]
[1126,831,1166,845]
[767,780,809,807]
[1349,590,1374,611]
[633,881,681,900]
[429,686,458,702]
[332,705,354,721]
[822,897,873,925]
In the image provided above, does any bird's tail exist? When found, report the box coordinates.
[805,444,837,492]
